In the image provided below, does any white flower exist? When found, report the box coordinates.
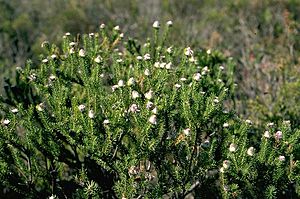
[245,119,252,124]
[206,49,211,54]
[69,42,76,47]
[79,49,86,57]
[149,115,157,125]
[166,62,172,69]
[51,54,57,59]
[189,56,196,63]
[78,104,86,112]
[42,59,48,63]
[88,110,95,118]
[11,108,18,113]
[114,25,120,31]
[183,128,191,136]
[219,167,225,173]
[184,47,193,56]
[103,119,110,124]
[229,143,237,152]
[69,48,75,54]
[49,195,57,199]
[278,155,285,161]
[175,84,181,88]
[166,20,173,26]
[143,53,151,60]
[144,69,150,76]
[65,32,71,36]
[264,131,271,138]
[275,131,283,140]
[145,90,153,100]
[136,56,143,60]
[166,47,173,54]
[116,59,123,63]
[89,33,94,37]
[223,160,230,169]
[180,77,187,82]
[111,85,119,92]
[223,123,229,128]
[193,73,201,81]
[267,122,274,127]
[159,62,166,68]
[152,21,160,29]
[213,98,219,104]
[100,23,105,29]
[146,101,154,109]
[129,104,140,113]
[94,56,102,63]
[132,90,140,99]
[119,33,124,38]
[283,120,290,125]
[152,107,157,114]
[118,80,125,87]
[154,62,160,68]
[49,74,56,81]
[36,103,45,111]
[127,77,136,86]
[219,65,224,70]
[3,119,10,125]
[247,147,255,156]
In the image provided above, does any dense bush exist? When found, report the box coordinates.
[1,23,299,198]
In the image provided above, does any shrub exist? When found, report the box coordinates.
[0,22,299,198]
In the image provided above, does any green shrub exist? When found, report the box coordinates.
[0,22,299,198]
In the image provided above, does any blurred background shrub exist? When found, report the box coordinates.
[0,0,300,128]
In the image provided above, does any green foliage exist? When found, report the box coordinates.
[1,23,299,198]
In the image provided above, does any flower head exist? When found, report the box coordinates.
[193,73,201,81]
[94,56,102,63]
[144,69,150,76]
[152,21,160,29]
[275,131,283,140]
[2,119,10,125]
[88,110,95,118]
[129,104,140,113]
[183,128,191,136]
[79,49,86,57]
[114,25,120,31]
[78,104,86,112]
[149,115,157,125]
[229,143,237,152]
[103,119,110,124]
[127,77,136,86]
[146,101,154,110]
[145,90,154,100]
[131,90,140,99]
[100,23,105,29]
[264,131,271,138]
[278,155,285,161]
[166,20,173,27]
[184,47,193,56]
[223,160,230,169]
[11,108,18,113]
[223,123,229,128]
[36,103,45,111]
[247,147,255,156]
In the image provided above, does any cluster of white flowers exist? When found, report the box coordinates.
[201,66,210,75]
[131,90,140,99]
[144,69,150,76]
[128,104,140,113]
[274,131,283,140]
[127,77,136,86]
[145,90,154,100]
[220,160,230,173]
[2,119,10,125]
[154,61,172,69]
